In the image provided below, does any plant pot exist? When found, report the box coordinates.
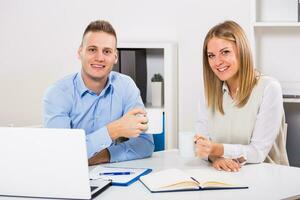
[151,82,163,107]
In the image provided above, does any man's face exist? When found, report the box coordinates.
[78,31,117,84]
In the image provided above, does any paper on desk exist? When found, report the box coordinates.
[89,166,149,185]
[145,108,163,134]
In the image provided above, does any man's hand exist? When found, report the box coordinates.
[211,157,241,172]
[107,108,148,140]
[88,148,110,166]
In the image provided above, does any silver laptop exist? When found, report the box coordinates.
[0,127,110,199]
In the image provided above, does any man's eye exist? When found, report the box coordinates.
[88,48,96,52]
[103,50,112,55]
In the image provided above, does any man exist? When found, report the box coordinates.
[43,20,154,165]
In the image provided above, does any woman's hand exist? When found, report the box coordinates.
[194,134,213,158]
[212,157,241,172]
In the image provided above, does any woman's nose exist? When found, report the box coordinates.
[214,55,223,66]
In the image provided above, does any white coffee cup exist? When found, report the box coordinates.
[178,131,196,157]
[145,108,163,134]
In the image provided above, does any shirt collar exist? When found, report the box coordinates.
[75,72,114,97]
[101,73,114,96]
[222,81,229,93]
[75,73,89,97]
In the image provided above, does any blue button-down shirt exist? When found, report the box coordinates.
[43,71,154,162]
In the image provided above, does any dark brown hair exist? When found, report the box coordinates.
[82,20,117,45]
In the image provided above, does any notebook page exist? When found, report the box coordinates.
[140,169,197,190]
[187,168,243,187]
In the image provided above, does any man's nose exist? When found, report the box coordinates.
[95,51,104,61]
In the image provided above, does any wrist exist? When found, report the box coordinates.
[208,156,219,163]
[210,142,224,157]
[107,121,120,140]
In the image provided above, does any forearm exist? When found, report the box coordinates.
[108,134,154,163]
[207,143,224,163]
[223,143,267,163]
[210,142,224,157]
[88,148,110,166]
[107,120,123,140]
[86,126,113,158]
[210,142,259,163]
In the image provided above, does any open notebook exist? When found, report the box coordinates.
[140,168,248,193]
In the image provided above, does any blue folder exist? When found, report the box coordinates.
[90,166,152,186]
[112,168,152,186]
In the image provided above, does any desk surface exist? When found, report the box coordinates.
[91,149,300,200]
[1,149,299,200]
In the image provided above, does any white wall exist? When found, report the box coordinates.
[0,0,251,134]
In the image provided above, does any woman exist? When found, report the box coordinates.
[195,20,289,172]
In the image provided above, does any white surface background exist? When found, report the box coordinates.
[0,0,251,132]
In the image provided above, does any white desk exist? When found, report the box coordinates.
[1,150,299,200]
[91,149,300,200]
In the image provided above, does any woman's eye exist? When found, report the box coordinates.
[222,50,230,55]
[208,54,214,59]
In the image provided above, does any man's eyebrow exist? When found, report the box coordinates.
[87,45,97,48]
[103,47,113,50]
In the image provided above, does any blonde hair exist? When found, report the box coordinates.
[202,20,257,114]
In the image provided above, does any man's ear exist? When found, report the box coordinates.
[77,46,82,59]
[114,50,118,64]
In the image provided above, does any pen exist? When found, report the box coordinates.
[99,172,134,176]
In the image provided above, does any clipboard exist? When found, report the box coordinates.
[90,166,152,186]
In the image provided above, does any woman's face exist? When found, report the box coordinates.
[207,37,239,83]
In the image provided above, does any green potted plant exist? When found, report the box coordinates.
[151,73,164,107]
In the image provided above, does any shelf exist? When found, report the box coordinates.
[254,22,300,27]
[283,98,300,103]
[117,42,178,149]
[145,103,164,110]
